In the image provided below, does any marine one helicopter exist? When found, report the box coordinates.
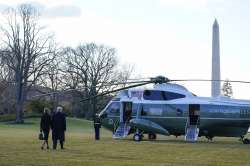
[87,76,250,143]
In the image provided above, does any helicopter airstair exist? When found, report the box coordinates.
[185,125,199,142]
[185,104,200,142]
[113,123,131,139]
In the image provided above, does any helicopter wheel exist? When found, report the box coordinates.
[133,133,142,142]
[148,133,157,140]
[243,138,250,144]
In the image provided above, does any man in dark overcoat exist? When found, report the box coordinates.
[51,106,66,150]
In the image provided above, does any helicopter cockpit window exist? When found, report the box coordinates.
[143,90,164,100]
[143,90,185,100]
[165,91,185,100]
[107,102,120,114]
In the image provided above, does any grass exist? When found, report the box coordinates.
[0,118,250,166]
[0,112,41,122]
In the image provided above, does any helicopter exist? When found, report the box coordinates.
[88,76,250,144]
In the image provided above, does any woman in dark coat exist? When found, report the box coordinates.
[40,108,51,149]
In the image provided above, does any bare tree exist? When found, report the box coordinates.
[0,54,14,82]
[64,43,133,119]
[115,64,134,87]
[0,58,15,114]
[0,54,10,97]
[0,4,55,123]
[59,50,84,117]
[36,51,67,112]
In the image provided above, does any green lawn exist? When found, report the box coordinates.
[0,118,250,166]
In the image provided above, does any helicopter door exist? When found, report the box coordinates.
[113,102,132,139]
[185,104,200,142]
[123,102,132,123]
[189,104,200,126]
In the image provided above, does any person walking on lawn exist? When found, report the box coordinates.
[40,107,51,150]
[51,106,66,150]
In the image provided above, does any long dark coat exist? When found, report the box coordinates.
[40,113,51,132]
[51,112,66,141]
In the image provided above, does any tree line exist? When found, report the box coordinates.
[0,4,133,123]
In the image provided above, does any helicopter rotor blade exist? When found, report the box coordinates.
[80,81,151,102]
[98,80,151,87]
[26,76,250,101]
[169,79,250,84]
[80,77,250,102]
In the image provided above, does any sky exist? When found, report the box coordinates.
[0,0,250,99]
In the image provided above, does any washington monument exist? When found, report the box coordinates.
[211,19,221,97]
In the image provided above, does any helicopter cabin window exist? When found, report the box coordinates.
[143,90,185,100]
[107,102,120,114]
[142,104,163,116]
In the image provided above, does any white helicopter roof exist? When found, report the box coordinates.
[116,83,194,99]
[153,83,193,96]
[116,83,250,107]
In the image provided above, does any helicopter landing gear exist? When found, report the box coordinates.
[148,133,157,140]
[205,135,213,142]
[239,135,244,142]
[133,133,143,141]
[133,129,143,142]
[243,138,250,144]
[240,136,250,144]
